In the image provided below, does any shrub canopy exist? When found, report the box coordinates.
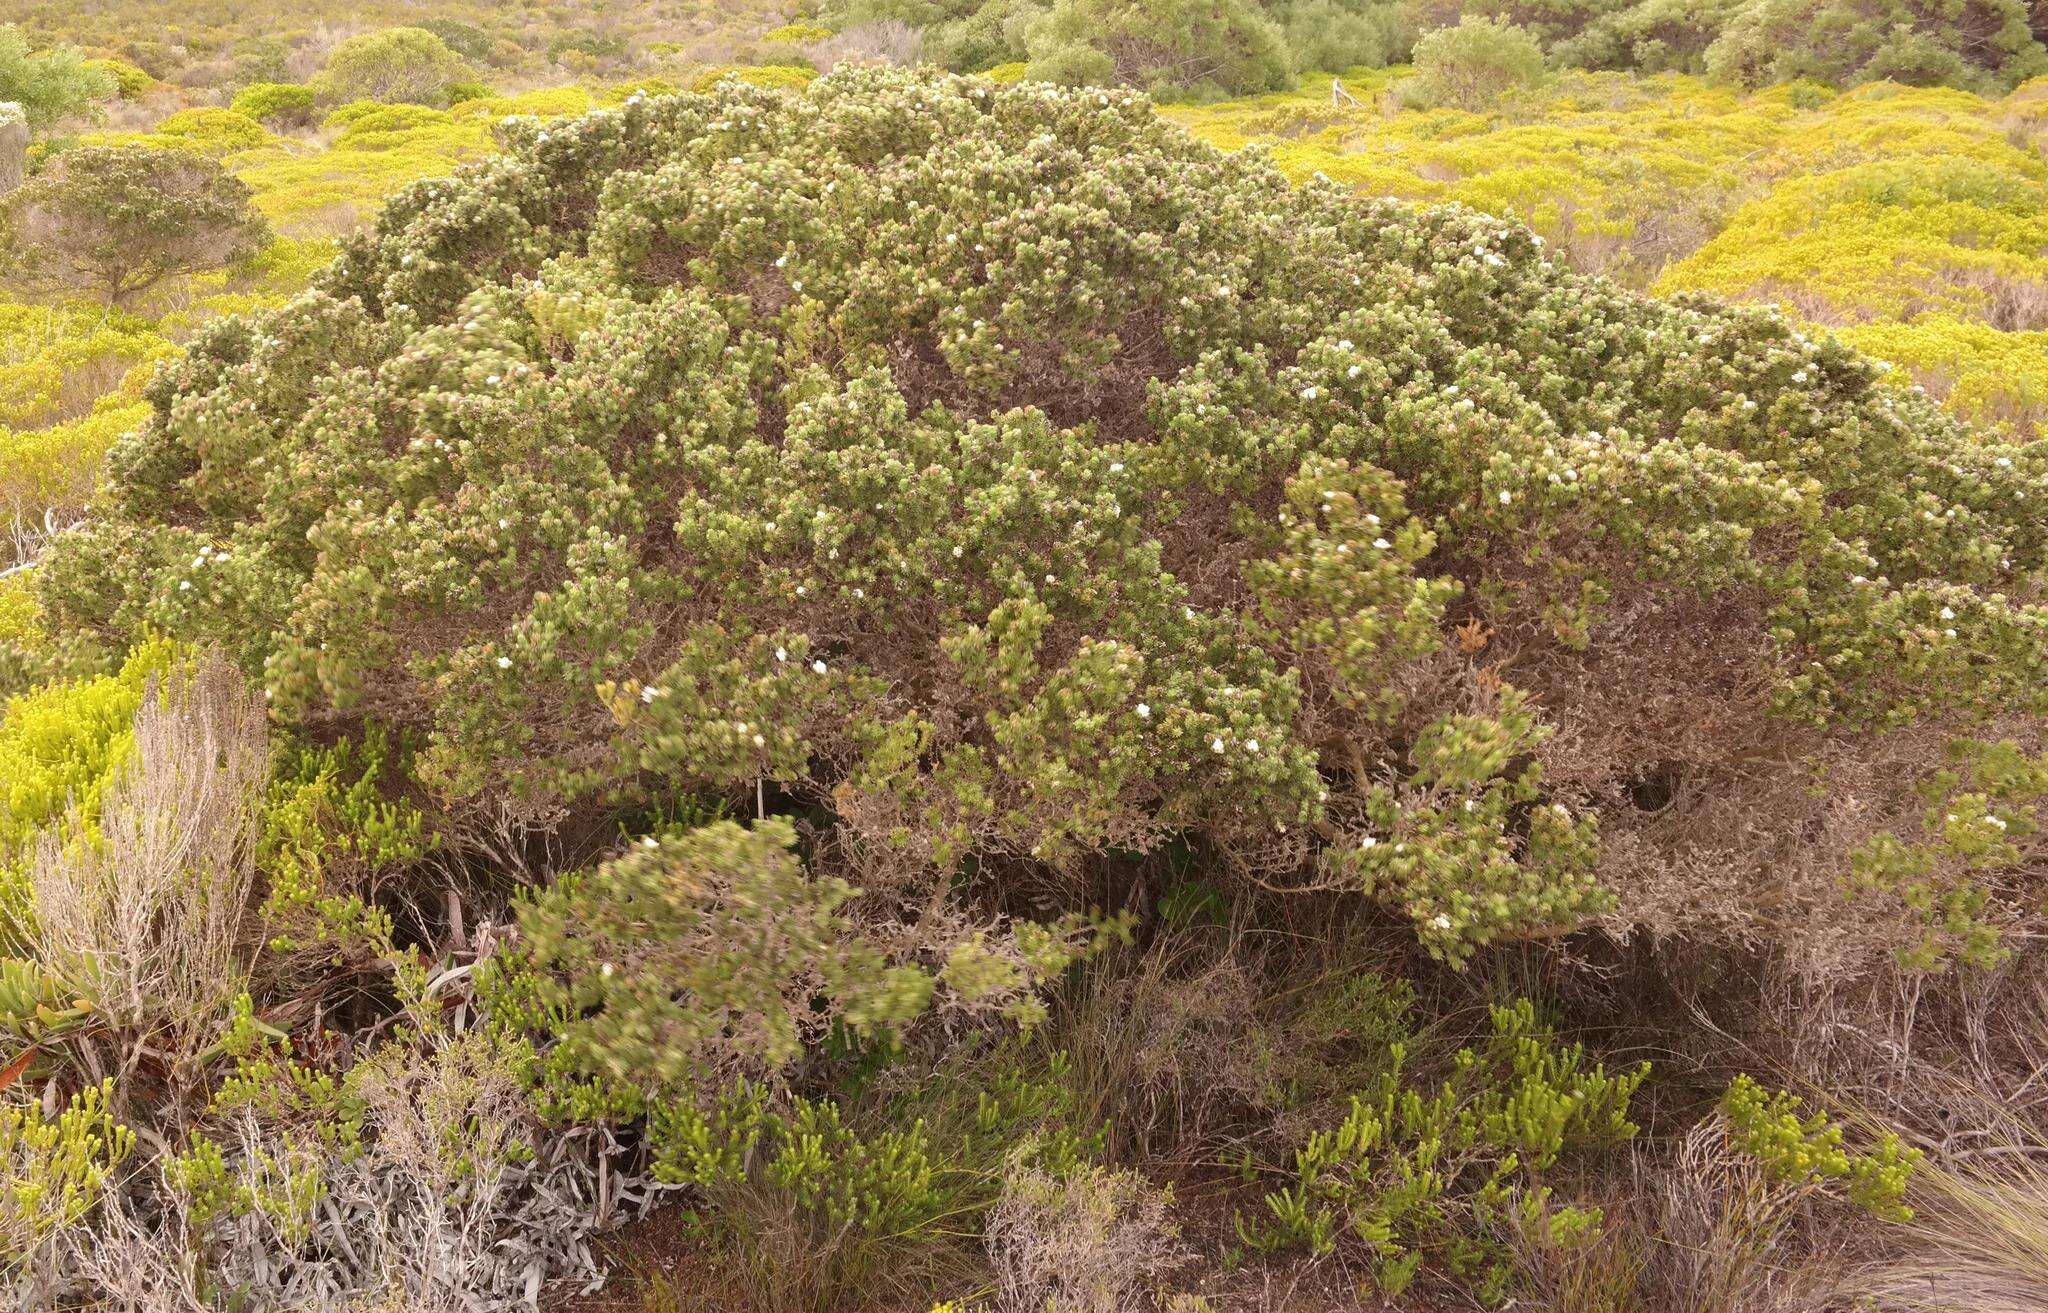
[315,27,473,107]
[1,144,270,306]
[45,69,2048,968]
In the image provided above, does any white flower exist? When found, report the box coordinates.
[487,374,501,385]
[640,836,658,849]
[1348,364,1362,378]
[1135,703,1151,719]
[1211,737,1225,753]
[1372,538,1391,550]
[1246,738,1259,752]
[178,580,191,591]
[1498,490,1511,506]
[811,659,828,675]
[1360,835,1377,849]
[496,656,512,669]
[1301,386,1319,401]
[753,734,766,747]
[775,646,788,662]
[1109,461,1124,473]
[1431,914,1453,930]
[1939,607,1956,621]
[640,685,660,703]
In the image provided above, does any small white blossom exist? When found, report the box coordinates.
[496,656,512,669]
[812,659,828,675]
[1135,703,1151,719]
[1211,737,1225,753]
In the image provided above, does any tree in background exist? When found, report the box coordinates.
[1547,0,1747,74]
[0,25,115,132]
[1025,0,1294,99]
[1402,15,1547,109]
[1703,0,2048,91]
[313,27,473,106]
[1273,0,1415,70]
[0,145,270,306]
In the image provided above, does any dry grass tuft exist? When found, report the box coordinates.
[987,1162,1191,1313]
[30,656,269,1068]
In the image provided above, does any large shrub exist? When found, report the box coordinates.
[0,144,270,306]
[1403,16,1549,110]
[43,70,2048,978]
[313,27,473,107]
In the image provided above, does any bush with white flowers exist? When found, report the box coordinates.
[45,66,2048,965]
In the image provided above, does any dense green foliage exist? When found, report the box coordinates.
[43,70,2047,977]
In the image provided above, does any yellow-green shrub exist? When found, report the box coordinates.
[0,302,169,430]
[80,56,154,99]
[690,64,818,95]
[231,82,319,129]
[0,1080,134,1266]
[0,638,177,858]
[0,401,150,544]
[147,107,274,156]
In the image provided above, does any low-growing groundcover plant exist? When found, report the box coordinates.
[8,65,2048,1310]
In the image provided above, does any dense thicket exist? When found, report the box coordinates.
[47,68,2047,977]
